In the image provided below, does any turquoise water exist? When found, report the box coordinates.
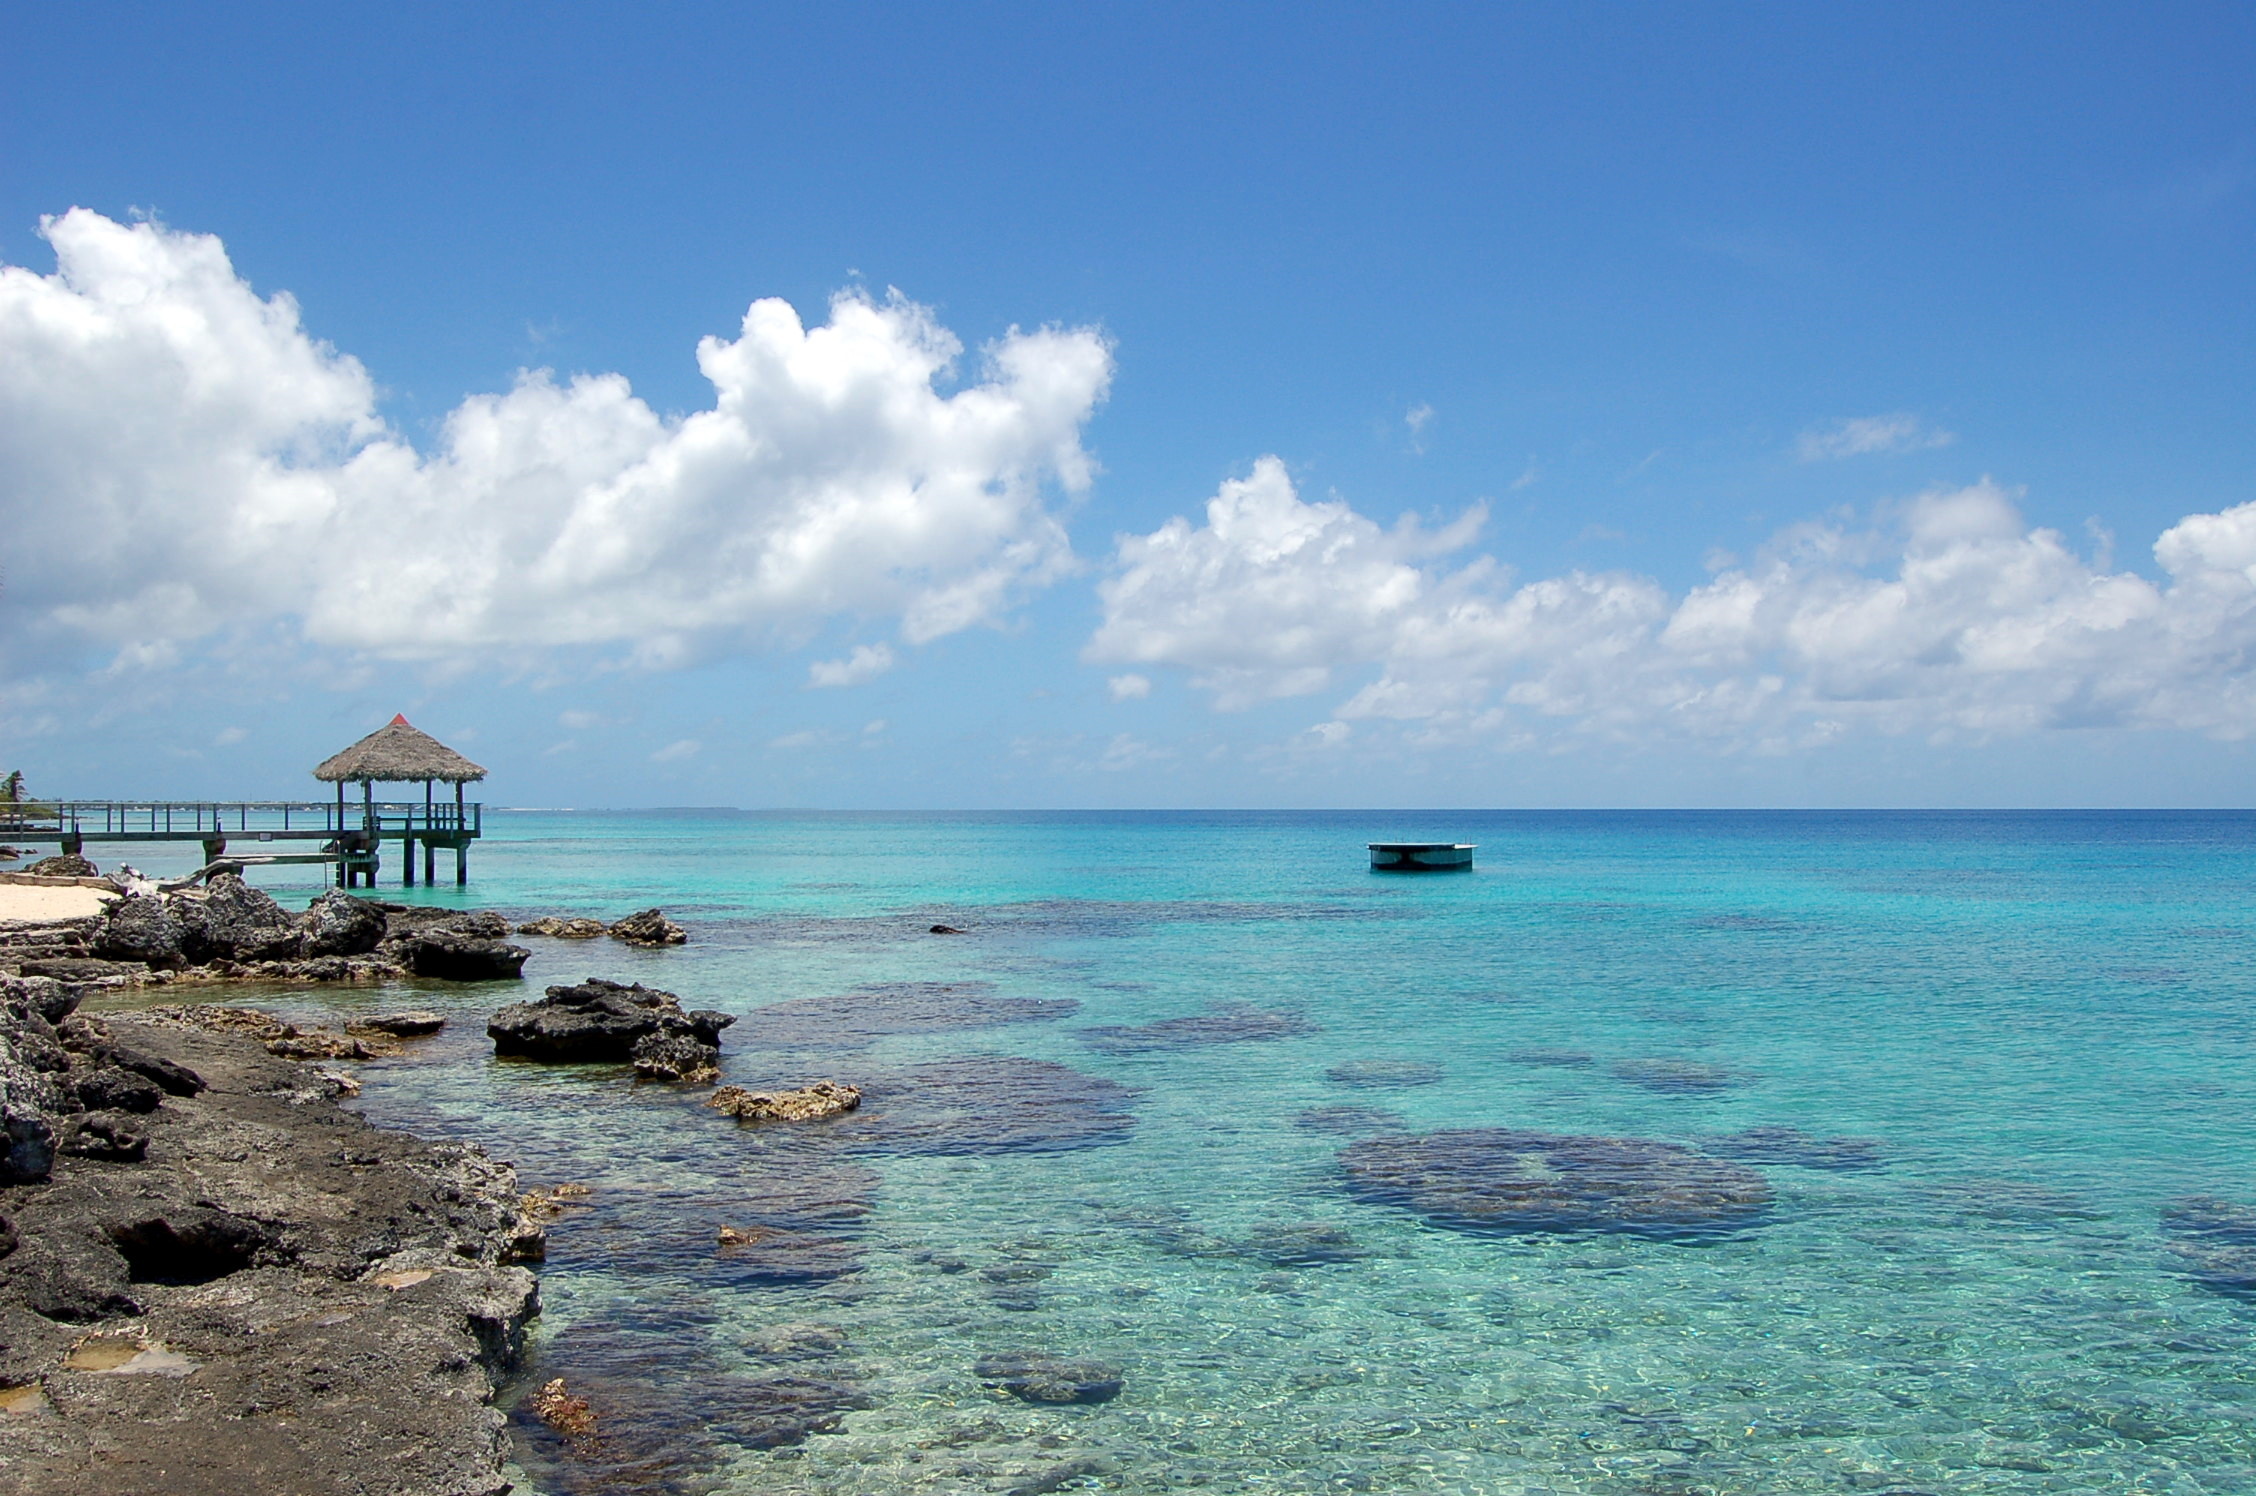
[131,812,2256,1493]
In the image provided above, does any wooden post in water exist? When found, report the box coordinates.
[335,781,347,887]
[455,781,468,885]
[423,778,436,884]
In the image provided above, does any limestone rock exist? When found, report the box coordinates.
[348,1010,446,1037]
[174,874,304,964]
[630,1031,721,1084]
[398,929,530,981]
[23,853,96,878]
[608,907,687,946]
[708,1080,860,1122]
[517,915,606,939]
[487,977,731,1064]
[91,893,185,969]
[300,889,387,957]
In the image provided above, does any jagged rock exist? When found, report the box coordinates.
[265,1031,382,1061]
[66,1065,163,1115]
[517,916,606,939]
[59,1111,148,1161]
[397,929,530,982]
[300,890,387,957]
[378,905,513,942]
[608,908,687,946]
[98,1042,205,1098]
[1340,1128,1774,1239]
[174,874,303,964]
[974,1352,1124,1404]
[91,893,185,969]
[18,957,149,985]
[488,977,731,1064]
[929,924,965,934]
[348,1010,446,1037]
[1,975,77,1027]
[24,853,97,878]
[707,1081,860,1122]
[630,1032,720,1084]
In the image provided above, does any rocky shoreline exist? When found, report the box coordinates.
[0,975,544,1495]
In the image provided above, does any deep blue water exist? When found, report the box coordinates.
[111,811,2256,1493]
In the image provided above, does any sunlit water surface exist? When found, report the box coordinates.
[109,811,2256,1494]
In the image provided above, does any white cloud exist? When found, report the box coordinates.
[1085,456,1486,710]
[0,210,1111,676]
[1106,672,1151,701]
[1404,402,1434,453]
[1091,463,2256,746]
[650,738,701,762]
[1797,412,1955,461]
[807,642,896,688]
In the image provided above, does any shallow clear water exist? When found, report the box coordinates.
[120,811,2256,1493]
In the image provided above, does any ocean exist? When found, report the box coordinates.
[122,810,2256,1494]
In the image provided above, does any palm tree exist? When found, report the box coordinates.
[0,771,20,805]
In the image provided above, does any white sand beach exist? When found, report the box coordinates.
[0,883,115,921]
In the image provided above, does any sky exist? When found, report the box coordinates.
[2,1,2252,808]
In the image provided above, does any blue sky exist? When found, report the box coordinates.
[2,2,2252,806]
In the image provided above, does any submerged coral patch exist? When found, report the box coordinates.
[1610,1058,1743,1094]
[1340,1128,1773,1239]
[733,983,1079,1048]
[1078,1002,1317,1053]
[1703,1125,1884,1171]
[1294,1104,1406,1135]
[837,1055,1141,1156]
[2160,1196,2256,1295]
[1324,1059,1443,1089]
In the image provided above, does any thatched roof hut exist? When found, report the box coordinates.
[314,714,487,785]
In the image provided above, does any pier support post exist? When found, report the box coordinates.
[456,844,467,886]
[201,836,226,869]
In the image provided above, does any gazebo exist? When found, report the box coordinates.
[314,714,488,887]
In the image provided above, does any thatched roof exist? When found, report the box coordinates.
[314,714,487,784]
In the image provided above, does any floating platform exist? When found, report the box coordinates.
[1368,842,1475,872]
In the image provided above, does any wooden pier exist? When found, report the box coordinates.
[0,797,483,887]
[1,713,493,889]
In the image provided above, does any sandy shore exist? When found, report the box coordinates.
[0,885,114,922]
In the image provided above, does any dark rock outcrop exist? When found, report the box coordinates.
[173,874,304,964]
[0,1002,541,1496]
[488,978,732,1066]
[629,1032,720,1085]
[975,1352,1124,1404]
[1340,1127,1774,1239]
[607,908,687,946]
[90,895,185,969]
[397,928,530,981]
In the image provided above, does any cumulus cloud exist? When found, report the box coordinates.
[650,738,701,762]
[1797,412,1954,461]
[808,643,895,687]
[0,209,1111,675]
[1106,672,1151,701]
[1090,461,2256,746]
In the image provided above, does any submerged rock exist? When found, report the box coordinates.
[1503,1047,1596,1068]
[709,1080,861,1122]
[1340,1127,1774,1239]
[975,1351,1124,1404]
[1704,1125,1884,1171]
[1078,1002,1317,1054]
[1293,1104,1406,1135]
[488,977,732,1066]
[608,908,687,946]
[2160,1195,2256,1295]
[1609,1058,1743,1094]
[734,982,1078,1048]
[1325,1059,1444,1089]
[518,915,607,940]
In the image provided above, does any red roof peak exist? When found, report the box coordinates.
[389,713,412,726]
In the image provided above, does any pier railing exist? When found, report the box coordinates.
[0,800,483,841]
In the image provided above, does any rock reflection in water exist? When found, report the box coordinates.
[733,983,1079,1048]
